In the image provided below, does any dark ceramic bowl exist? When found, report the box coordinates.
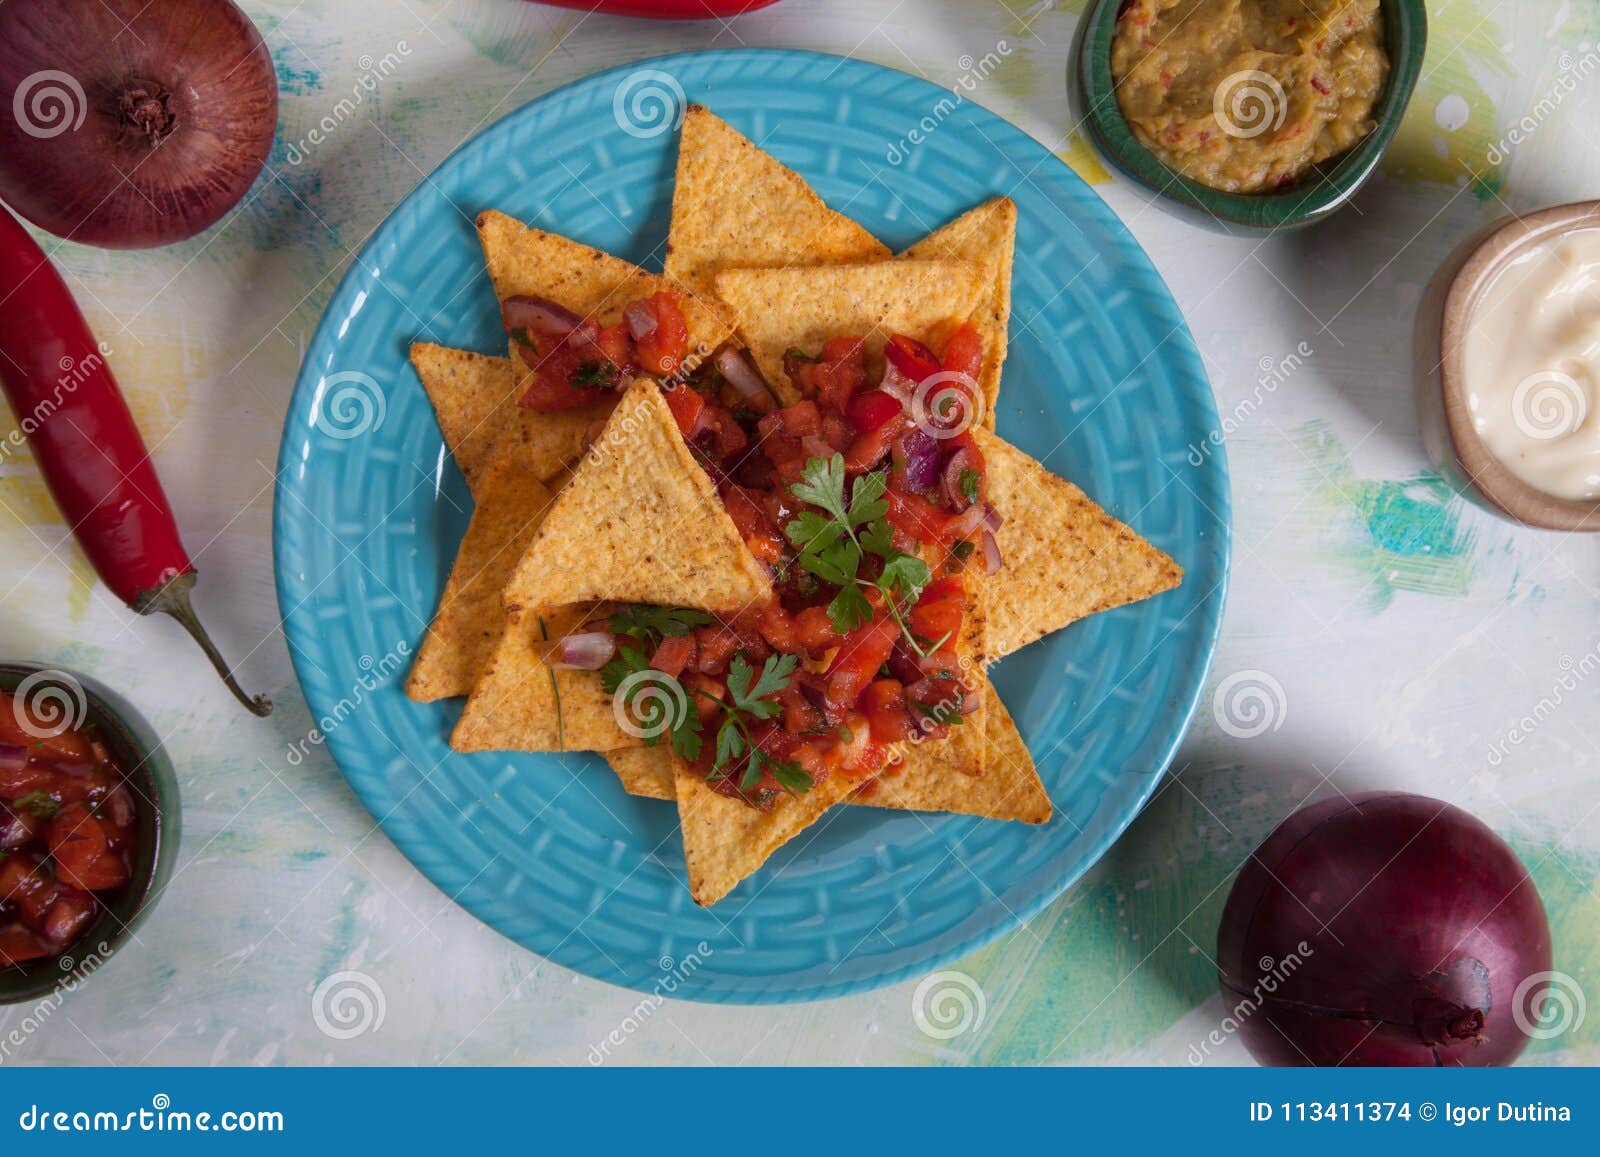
[1075,0,1428,233]
[0,663,178,1004]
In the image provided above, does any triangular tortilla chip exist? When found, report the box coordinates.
[977,428,1183,657]
[406,461,557,702]
[451,604,640,753]
[664,105,890,297]
[713,259,992,407]
[604,746,675,800]
[899,198,1015,430]
[408,343,595,488]
[851,686,1049,822]
[675,757,863,907]
[502,378,773,615]
[475,209,734,384]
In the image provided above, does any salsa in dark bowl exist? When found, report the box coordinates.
[0,664,176,1002]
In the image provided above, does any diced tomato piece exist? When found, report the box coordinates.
[825,619,898,707]
[778,683,824,736]
[648,634,696,679]
[910,576,966,652]
[693,625,741,675]
[791,337,867,412]
[0,853,57,925]
[661,383,706,437]
[682,673,726,725]
[885,488,954,544]
[755,605,799,654]
[0,692,92,762]
[632,292,690,377]
[769,400,821,438]
[939,323,984,383]
[820,412,853,453]
[842,413,911,474]
[42,888,96,945]
[722,484,785,564]
[516,339,611,410]
[860,680,920,744]
[48,804,128,893]
[0,760,56,797]
[0,924,53,966]
[885,334,941,383]
[793,606,844,651]
[700,407,749,459]
[586,323,634,372]
[846,389,903,433]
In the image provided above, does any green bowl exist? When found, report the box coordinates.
[0,663,179,1005]
[1075,0,1427,233]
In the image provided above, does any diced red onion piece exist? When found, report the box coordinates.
[896,429,940,492]
[502,295,583,339]
[982,504,1004,531]
[802,434,836,461]
[716,348,776,410]
[941,446,981,511]
[879,360,917,406]
[0,743,27,772]
[538,631,616,670]
[981,529,1003,574]
[945,502,988,540]
[623,300,658,340]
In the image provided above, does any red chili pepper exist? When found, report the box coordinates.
[528,0,781,17]
[0,206,271,715]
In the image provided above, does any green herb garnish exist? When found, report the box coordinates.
[11,792,60,820]
[538,615,564,751]
[573,360,620,389]
[785,454,933,648]
[958,469,981,505]
[608,604,713,647]
[699,652,809,795]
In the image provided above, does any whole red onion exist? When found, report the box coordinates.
[0,0,278,248]
[1217,792,1552,1066]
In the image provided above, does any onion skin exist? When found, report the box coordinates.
[1217,792,1551,1067]
[0,0,278,248]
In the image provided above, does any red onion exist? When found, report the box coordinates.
[982,504,1004,531]
[0,0,277,248]
[979,529,1003,573]
[944,502,988,541]
[879,360,917,407]
[503,295,582,340]
[716,347,776,411]
[894,429,940,492]
[941,446,982,511]
[623,300,658,340]
[537,631,616,670]
[1217,792,1552,1067]
[0,743,27,772]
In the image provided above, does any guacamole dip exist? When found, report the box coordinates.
[1111,0,1389,194]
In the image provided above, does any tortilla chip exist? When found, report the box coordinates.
[475,209,733,383]
[663,105,891,297]
[406,462,557,702]
[675,758,863,906]
[604,747,675,801]
[450,604,640,753]
[408,343,595,488]
[713,259,992,407]
[851,686,1049,822]
[899,198,1015,429]
[502,378,773,615]
[977,428,1183,658]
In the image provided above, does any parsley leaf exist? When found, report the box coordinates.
[573,360,620,389]
[11,792,59,820]
[827,584,874,632]
[959,469,981,505]
[608,604,713,647]
[599,643,649,696]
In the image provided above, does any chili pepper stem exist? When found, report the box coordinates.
[136,572,273,716]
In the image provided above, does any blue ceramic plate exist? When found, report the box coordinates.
[274,49,1230,1004]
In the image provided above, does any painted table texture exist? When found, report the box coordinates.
[1,0,1597,1065]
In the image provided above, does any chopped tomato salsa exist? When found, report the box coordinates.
[503,291,691,410]
[579,323,997,810]
[1,692,137,966]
